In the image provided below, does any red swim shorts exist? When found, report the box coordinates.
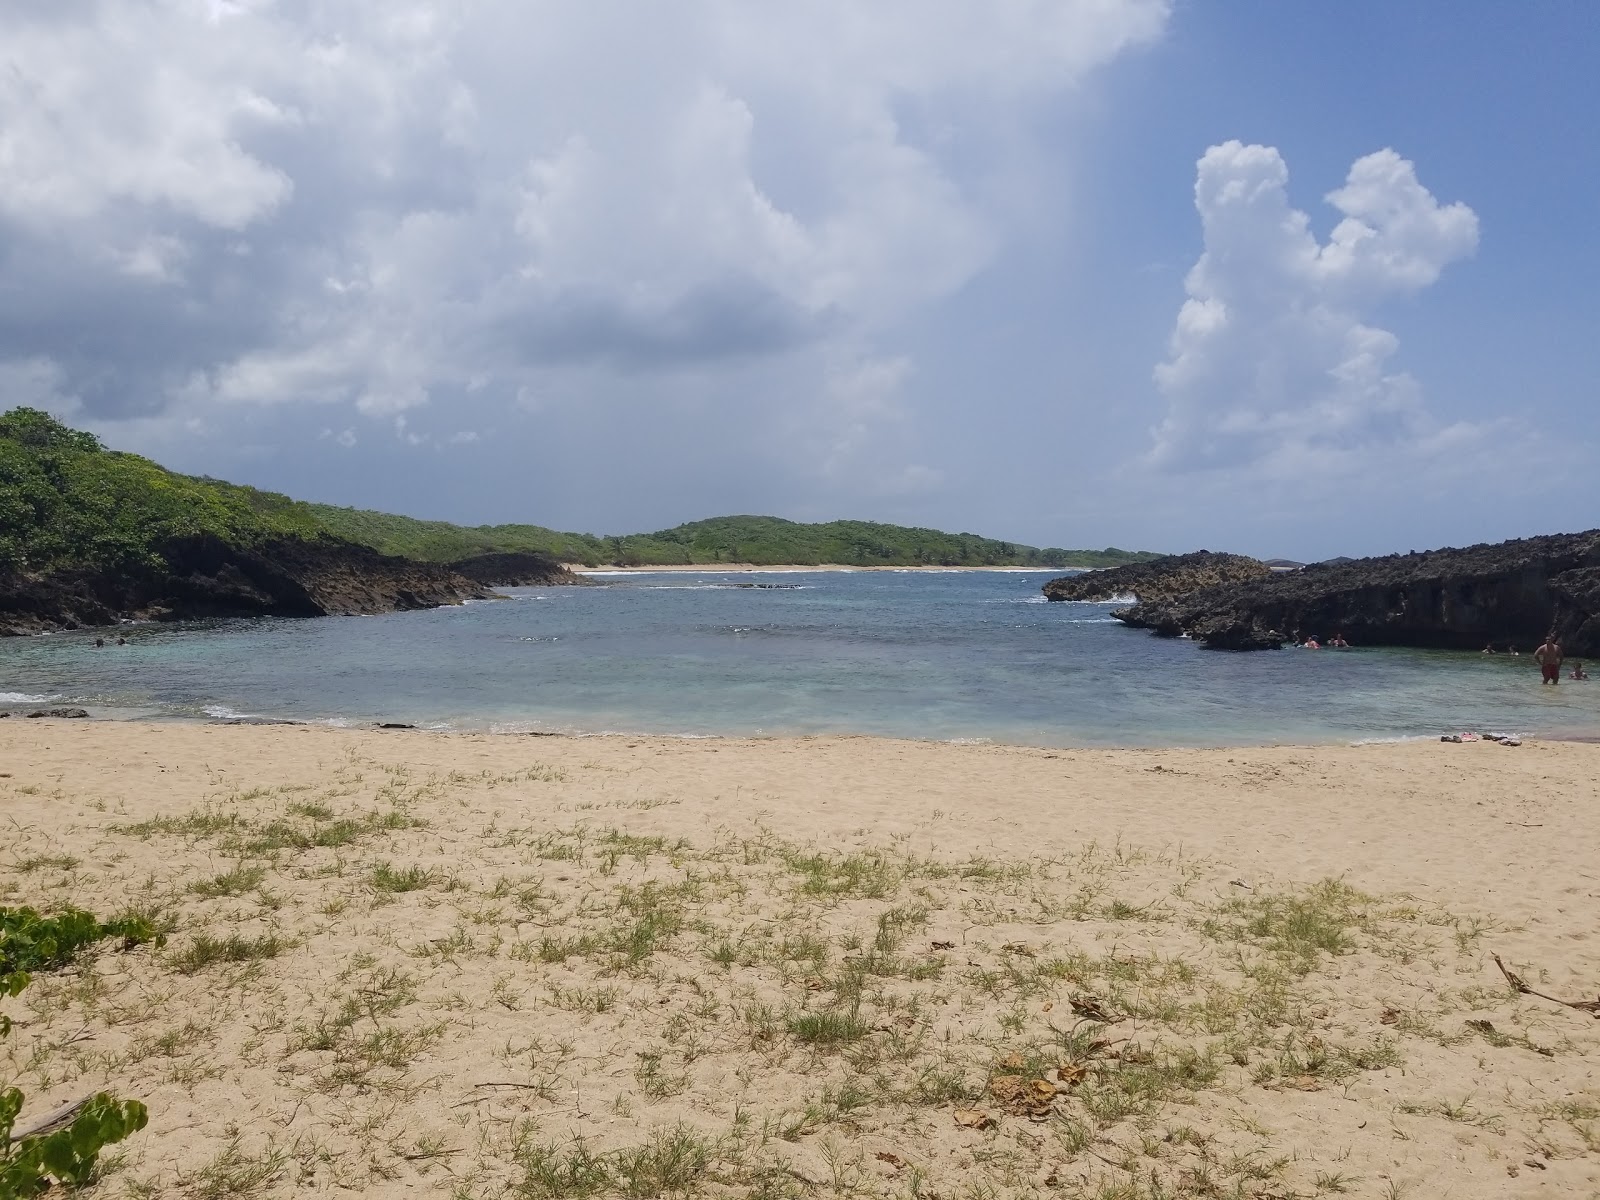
[1542,662,1560,682]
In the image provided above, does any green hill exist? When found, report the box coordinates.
[306,507,1159,569]
[0,408,324,573]
[0,407,1157,574]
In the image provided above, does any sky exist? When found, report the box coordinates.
[1,1,1595,560]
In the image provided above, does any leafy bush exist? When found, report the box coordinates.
[0,903,161,1193]
[0,1090,149,1196]
[0,905,164,980]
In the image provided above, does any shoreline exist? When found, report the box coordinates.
[17,705,1589,750]
[565,562,1079,574]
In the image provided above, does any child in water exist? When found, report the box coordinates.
[1570,661,1589,681]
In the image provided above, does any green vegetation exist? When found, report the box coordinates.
[308,508,1159,569]
[0,407,322,573]
[1,905,160,1194]
[0,905,165,989]
[0,407,1156,575]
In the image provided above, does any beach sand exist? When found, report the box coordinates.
[1,721,1596,1197]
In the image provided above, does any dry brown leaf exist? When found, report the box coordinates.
[1001,942,1036,957]
[1056,1063,1087,1086]
[988,1075,1025,1103]
[1379,1007,1400,1025]
[1028,1079,1058,1104]
[930,940,955,951]
[1041,1000,1053,1013]
[1069,993,1119,1023]
[875,1152,906,1170]
[954,1108,994,1130]
[1287,1074,1322,1091]
[999,1051,1027,1071]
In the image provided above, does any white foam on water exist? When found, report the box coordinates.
[1348,734,1444,746]
[202,704,257,719]
[0,692,51,704]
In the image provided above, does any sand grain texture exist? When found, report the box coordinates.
[1,723,1597,1198]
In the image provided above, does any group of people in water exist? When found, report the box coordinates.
[91,637,127,647]
[1295,633,1349,649]
[1292,629,1586,683]
[1482,635,1587,683]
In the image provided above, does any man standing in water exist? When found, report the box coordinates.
[1535,634,1564,685]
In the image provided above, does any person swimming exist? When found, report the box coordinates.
[1569,661,1589,681]
[1329,633,1349,648]
[1482,642,1495,654]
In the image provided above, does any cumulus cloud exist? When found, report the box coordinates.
[1150,142,1480,478]
[0,0,1168,466]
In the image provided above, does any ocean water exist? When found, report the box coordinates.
[1,569,1596,746]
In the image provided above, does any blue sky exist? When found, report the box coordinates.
[1,1,1594,560]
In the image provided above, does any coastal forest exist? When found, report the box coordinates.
[0,408,1154,572]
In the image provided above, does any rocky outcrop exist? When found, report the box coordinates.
[446,552,587,588]
[0,535,488,636]
[1113,530,1600,654]
[1042,551,1269,604]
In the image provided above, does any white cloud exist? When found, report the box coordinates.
[1150,142,1480,479]
[0,0,1167,465]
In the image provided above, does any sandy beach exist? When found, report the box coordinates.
[2,721,1597,1198]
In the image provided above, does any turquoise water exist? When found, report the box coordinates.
[1,570,1596,746]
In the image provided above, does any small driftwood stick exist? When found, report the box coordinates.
[1493,954,1600,1018]
[12,1093,95,1140]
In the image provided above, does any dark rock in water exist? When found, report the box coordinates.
[0,535,489,636]
[376,722,416,730]
[734,582,802,589]
[210,716,303,725]
[26,707,90,718]
[1043,551,1269,604]
[446,552,588,588]
[1114,529,1600,654]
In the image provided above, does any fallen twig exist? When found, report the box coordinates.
[12,1093,95,1140]
[1493,954,1600,1018]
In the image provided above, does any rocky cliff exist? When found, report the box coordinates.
[446,552,588,587]
[1042,551,1269,604]
[0,535,487,636]
[1113,530,1600,654]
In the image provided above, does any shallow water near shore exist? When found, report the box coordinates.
[1,569,1596,745]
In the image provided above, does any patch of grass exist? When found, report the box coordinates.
[1202,879,1375,974]
[787,1008,871,1048]
[634,1049,690,1099]
[784,849,901,899]
[513,1125,716,1200]
[11,854,81,873]
[169,932,286,974]
[369,862,435,893]
[190,862,268,898]
[175,1138,287,1200]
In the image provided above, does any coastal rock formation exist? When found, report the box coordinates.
[446,552,587,588]
[1042,550,1269,604]
[1114,530,1600,654]
[0,535,487,636]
